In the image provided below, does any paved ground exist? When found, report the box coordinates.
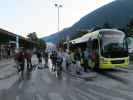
[0,56,133,100]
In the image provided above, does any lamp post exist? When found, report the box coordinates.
[54,3,62,32]
[16,35,19,49]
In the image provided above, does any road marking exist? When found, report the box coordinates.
[86,82,111,90]
[42,74,52,84]
[69,94,77,100]
[114,89,133,98]
[77,92,90,100]
[0,75,18,90]
[49,93,64,100]
[73,88,98,100]
[32,67,38,79]
[86,82,132,99]
[62,76,66,81]
[36,94,44,100]
[87,88,125,100]
[19,81,23,89]
[16,96,20,100]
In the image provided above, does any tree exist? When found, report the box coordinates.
[127,18,133,36]
[37,39,46,50]
[27,32,38,41]
[27,32,46,50]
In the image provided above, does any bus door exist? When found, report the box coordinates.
[88,38,99,69]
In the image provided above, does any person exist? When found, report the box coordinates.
[66,50,74,72]
[56,48,63,77]
[25,49,32,72]
[89,48,95,68]
[36,50,43,68]
[79,48,84,67]
[15,48,25,79]
[64,50,69,71]
[70,50,75,72]
[7,46,10,58]
[74,48,82,74]
[50,51,57,71]
[83,48,89,72]
[43,50,49,68]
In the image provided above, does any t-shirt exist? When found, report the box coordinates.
[83,50,88,61]
[15,52,25,62]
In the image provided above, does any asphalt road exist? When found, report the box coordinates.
[0,57,133,100]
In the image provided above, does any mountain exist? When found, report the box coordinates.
[42,0,133,43]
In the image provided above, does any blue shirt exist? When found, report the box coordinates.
[83,50,88,60]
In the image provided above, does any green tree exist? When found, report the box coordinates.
[27,32,46,50]
[27,32,38,41]
[37,39,46,50]
[127,18,133,36]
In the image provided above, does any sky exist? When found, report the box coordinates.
[0,0,115,38]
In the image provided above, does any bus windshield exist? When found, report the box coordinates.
[101,30,128,58]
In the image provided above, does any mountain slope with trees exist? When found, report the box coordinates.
[42,0,133,43]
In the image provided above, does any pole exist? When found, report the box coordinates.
[67,36,70,52]
[16,35,19,49]
[58,7,59,32]
[55,4,62,32]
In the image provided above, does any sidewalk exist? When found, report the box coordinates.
[0,58,17,80]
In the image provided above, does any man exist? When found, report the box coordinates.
[83,48,89,72]
[15,48,25,79]
[56,48,63,77]
[36,50,43,68]
[25,49,32,72]
[43,51,49,68]
[74,48,81,74]
[50,51,57,71]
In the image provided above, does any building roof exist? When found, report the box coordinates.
[0,28,37,44]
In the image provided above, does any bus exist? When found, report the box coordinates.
[70,29,129,69]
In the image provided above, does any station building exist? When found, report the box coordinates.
[0,28,37,59]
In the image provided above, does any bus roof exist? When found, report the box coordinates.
[70,29,124,44]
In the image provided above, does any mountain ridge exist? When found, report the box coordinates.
[42,0,133,43]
